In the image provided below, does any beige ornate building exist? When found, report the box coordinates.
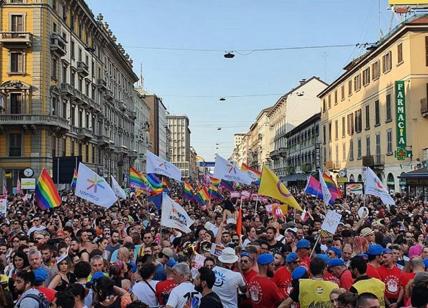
[0,0,140,190]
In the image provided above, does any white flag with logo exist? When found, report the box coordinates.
[213,155,252,185]
[319,170,332,205]
[160,193,194,233]
[75,163,117,208]
[363,167,395,205]
[146,151,181,182]
[111,176,127,200]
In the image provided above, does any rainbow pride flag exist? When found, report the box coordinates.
[70,169,78,190]
[208,184,223,200]
[35,169,62,210]
[322,172,342,202]
[182,182,194,201]
[209,176,221,187]
[220,180,234,191]
[147,173,163,194]
[129,167,148,190]
[241,163,261,184]
[195,187,210,205]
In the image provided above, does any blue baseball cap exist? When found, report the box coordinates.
[327,258,345,268]
[383,248,393,255]
[316,254,330,263]
[33,268,48,283]
[91,271,105,282]
[291,266,307,280]
[367,244,383,256]
[257,253,274,265]
[423,258,428,269]
[166,257,177,268]
[296,239,311,250]
[286,252,298,264]
[240,252,251,258]
[328,247,342,258]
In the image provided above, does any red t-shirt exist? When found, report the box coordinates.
[155,278,176,305]
[248,275,284,308]
[378,265,402,300]
[273,267,292,297]
[299,256,311,270]
[36,286,56,303]
[366,263,382,280]
[323,272,340,285]
[400,271,415,288]
[339,269,354,290]
[243,269,258,284]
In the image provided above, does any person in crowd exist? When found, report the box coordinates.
[156,258,177,306]
[356,292,381,308]
[212,247,246,308]
[194,267,223,308]
[349,255,385,307]
[13,270,44,308]
[247,253,284,307]
[327,258,354,290]
[330,288,346,308]
[378,247,403,307]
[48,255,76,291]
[166,262,201,308]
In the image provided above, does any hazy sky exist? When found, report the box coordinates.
[86,0,396,162]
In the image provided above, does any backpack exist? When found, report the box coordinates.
[18,293,50,308]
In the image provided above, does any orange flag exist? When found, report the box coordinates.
[236,206,243,238]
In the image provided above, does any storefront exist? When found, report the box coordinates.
[399,168,428,201]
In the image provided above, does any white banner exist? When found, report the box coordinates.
[21,178,36,190]
[146,151,182,182]
[321,210,342,234]
[319,170,332,205]
[160,193,194,233]
[111,176,127,200]
[75,163,117,208]
[363,167,395,205]
[213,155,252,185]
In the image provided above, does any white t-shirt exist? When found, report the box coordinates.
[132,280,159,307]
[212,266,246,308]
[166,281,201,308]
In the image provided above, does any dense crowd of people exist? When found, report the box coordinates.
[0,182,428,308]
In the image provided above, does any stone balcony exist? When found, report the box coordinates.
[77,61,89,76]
[78,127,93,141]
[0,32,33,48]
[61,83,74,97]
[0,114,69,131]
[50,33,67,56]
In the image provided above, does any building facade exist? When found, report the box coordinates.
[167,115,191,178]
[319,16,428,192]
[270,77,327,180]
[247,107,271,170]
[231,133,247,166]
[283,113,320,186]
[0,0,139,190]
[141,91,169,160]
[132,89,150,171]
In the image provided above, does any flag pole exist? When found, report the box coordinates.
[254,195,259,214]
[310,233,321,258]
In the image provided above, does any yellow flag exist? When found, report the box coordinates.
[258,166,302,211]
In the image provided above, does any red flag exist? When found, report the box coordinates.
[236,206,243,238]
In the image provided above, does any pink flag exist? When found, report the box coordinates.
[241,191,251,200]
[230,191,241,198]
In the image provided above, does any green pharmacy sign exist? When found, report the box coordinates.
[395,80,407,160]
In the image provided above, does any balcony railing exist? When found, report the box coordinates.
[0,114,69,130]
[0,32,33,47]
[96,79,107,89]
[325,160,334,170]
[374,154,385,168]
[104,89,113,101]
[362,155,374,167]
[78,127,93,140]
[50,33,67,56]
[76,61,89,76]
[61,83,74,97]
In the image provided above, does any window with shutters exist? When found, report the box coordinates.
[366,136,371,156]
[372,61,380,80]
[363,67,370,86]
[334,90,338,105]
[323,125,326,145]
[397,43,403,64]
[375,100,380,126]
[354,74,362,92]
[387,129,393,155]
[386,94,392,122]
[9,93,22,114]
[10,14,24,32]
[357,138,362,159]
[9,51,25,74]
[323,99,326,113]
[365,105,370,130]
[341,85,345,101]
[355,109,362,133]
[328,122,332,142]
[335,120,338,140]
[348,80,352,96]
[9,133,22,157]
[342,117,345,138]
[349,140,354,161]
[382,51,392,73]
[328,95,331,109]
